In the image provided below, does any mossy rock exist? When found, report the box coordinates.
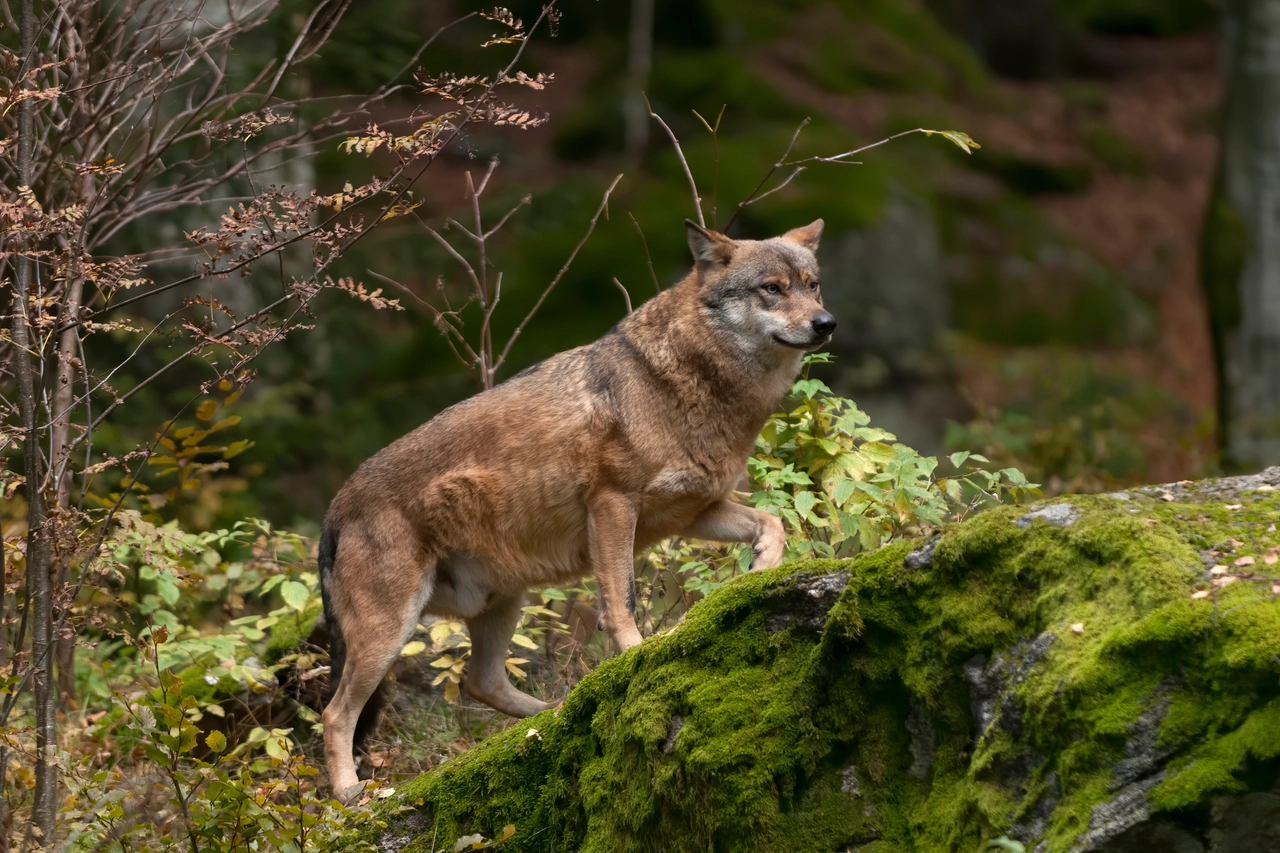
[371,469,1280,853]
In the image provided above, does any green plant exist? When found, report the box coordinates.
[629,354,1035,632]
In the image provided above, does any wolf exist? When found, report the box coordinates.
[319,219,833,795]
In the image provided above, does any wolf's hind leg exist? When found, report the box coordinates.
[322,535,430,798]
[464,592,555,718]
[681,499,786,570]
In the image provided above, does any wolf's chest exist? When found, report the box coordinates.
[638,463,739,527]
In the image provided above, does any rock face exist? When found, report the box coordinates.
[372,469,1280,852]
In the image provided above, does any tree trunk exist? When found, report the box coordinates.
[623,0,654,162]
[1205,0,1280,469]
[51,270,83,710]
[11,0,58,842]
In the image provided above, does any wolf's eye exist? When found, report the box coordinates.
[763,283,782,295]
[809,280,820,292]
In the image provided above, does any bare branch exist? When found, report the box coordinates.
[495,173,624,373]
[612,277,633,314]
[629,212,661,295]
[643,93,703,227]
[724,117,810,231]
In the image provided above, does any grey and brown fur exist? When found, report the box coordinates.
[319,219,834,795]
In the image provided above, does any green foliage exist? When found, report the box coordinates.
[750,354,1033,560]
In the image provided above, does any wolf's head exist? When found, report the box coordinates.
[686,219,835,357]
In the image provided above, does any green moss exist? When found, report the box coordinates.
[375,482,1280,852]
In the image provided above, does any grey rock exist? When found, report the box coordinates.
[906,700,937,780]
[1014,503,1081,528]
[1105,492,1132,501]
[965,633,1056,746]
[1114,687,1174,789]
[904,537,940,569]
[841,764,862,796]
[1208,790,1280,853]
[660,714,683,754]
[1070,773,1163,852]
[1094,818,1204,853]
[764,570,849,633]
[378,811,434,853]
[1009,771,1062,846]
[1138,466,1280,503]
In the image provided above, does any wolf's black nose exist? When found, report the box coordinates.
[811,313,836,337]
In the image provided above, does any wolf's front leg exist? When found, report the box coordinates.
[587,489,645,652]
[681,499,786,570]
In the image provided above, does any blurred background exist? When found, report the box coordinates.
[101,0,1279,530]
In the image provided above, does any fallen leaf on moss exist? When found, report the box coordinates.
[1070,623,1085,635]
[1265,550,1278,566]
[1235,556,1256,567]
[1210,565,1229,575]
[1191,590,1211,600]
[1225,504,1244,510]
[1213,576,1238,588]
[1160,493,1175,502]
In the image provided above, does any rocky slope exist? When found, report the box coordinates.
[367,468,1280,852]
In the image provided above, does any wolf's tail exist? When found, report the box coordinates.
[319,519,385,753]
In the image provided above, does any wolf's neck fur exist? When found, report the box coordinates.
[616,273,802,439]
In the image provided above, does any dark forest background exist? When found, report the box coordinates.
[80,0,1242,533]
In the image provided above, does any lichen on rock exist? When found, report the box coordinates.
[364,468,1280,852]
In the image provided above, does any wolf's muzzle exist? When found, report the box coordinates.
[810,312,836,337]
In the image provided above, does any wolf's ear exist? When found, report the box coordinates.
[781,219,824,252]
[686,219,734,269]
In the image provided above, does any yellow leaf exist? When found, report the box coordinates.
[223,439,254,459]
[444,680,460,703]
[502,824,515,841]
[206,416,241,435]
[509,632,538,650]
[400,641,427,657]
[195,400,217,421]
[430,654,455,669]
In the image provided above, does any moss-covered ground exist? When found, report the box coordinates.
[368,474,1280,852]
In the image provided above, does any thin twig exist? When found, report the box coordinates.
[724,117,809,231]
[643,93,702,227]
[495,173,624,372]
[628,212,661,295]
[612,277,633,314]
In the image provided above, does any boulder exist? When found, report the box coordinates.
[369,468,1280,852]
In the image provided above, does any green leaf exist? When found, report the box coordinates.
[279,580,310,612]
[922,128,981,154]
[988,837,1026,853]
[264,734,291,761]
[794,490,817,519]
[949,451,971,469]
